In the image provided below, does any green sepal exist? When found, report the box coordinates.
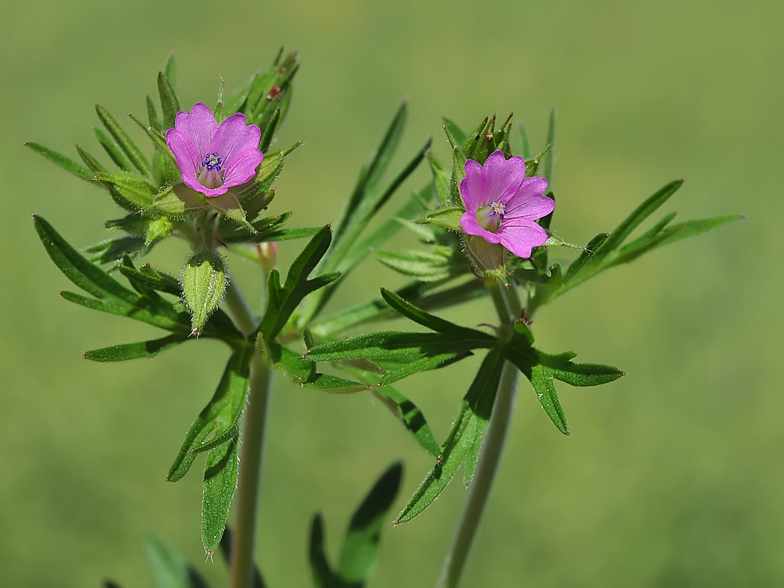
[202,435,239,555]
[417,206,465,232]
[163,53,178,93]
[449,146,467,205]
[145,216,173,247]
[396,347,505,523]
[207,192,256,233]
[146,95,162,133]
[95,104,151,177]
[518,122,532,158]
[524,143,553,178]
[76,145,107,174]
[83,333,188,362]
[182,249,227,334]
[167,346,253,483]
[542,108,557,188]
[119,262,181,296]
[24,142,95,183]
[442,117,467,146]
[151,184,210,216]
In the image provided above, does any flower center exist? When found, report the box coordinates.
[198,152,224,189]
[476,200,507,232]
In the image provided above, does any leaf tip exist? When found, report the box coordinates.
[30,211,37,219]
[621,371,627,377]
[565,430,571,437]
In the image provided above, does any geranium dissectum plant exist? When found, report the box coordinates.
[166,102,263,197]
[460,150,555,259]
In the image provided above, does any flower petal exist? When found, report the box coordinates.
[483,151,525,204]
[222,149,264,188]
[174,103,217,160]
[505,178,554,219]
[166,128,200,179]
[460,210,502,244]
[460,159,486,210]
[496,219,549,258]
[182,174,228,197]
[210,113,262,165]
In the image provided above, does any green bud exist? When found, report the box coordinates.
[463,234,505,274]
[182,250,227,335]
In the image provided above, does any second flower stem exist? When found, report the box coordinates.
[223,281,273,588]
[437,281,522,588]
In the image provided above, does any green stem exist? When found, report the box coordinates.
[437,281,521,588]
[223,281,272,588]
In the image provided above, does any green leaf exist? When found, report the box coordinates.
[380,289,497,341]
[309,280,486,340]
[95,105,151,177]
[202,435,239,555]
[95,171,156,209]
[448,146,467,205]
[76,144,108,174]
[144,532,209,588]
[309,515,350,588]
[24,142,95,182]
[93,126,132,171]
[374,249,456,282]
[562,232,610,283]
[542,108,557,188]
[442,117,467,146]
[427,151,451,205]
[258,226,335,340]
[84,334,188,362]
[269,342,369,394]
[518,122,532,159]
[158,70,181,130]
[396,347,505,523]
[338,462,403,583]
[119,263,181,296]
[417,206,465,232]
[85,236,146,265]
[146,95,162,132]
[182,250,228,334]
[163,53,178,93]
[167,346,253,482]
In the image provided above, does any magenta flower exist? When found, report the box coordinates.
[459,150,555,259]
[165,103,263,197]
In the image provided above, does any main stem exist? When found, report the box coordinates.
[437,281,521,588]
[224,281,273,588]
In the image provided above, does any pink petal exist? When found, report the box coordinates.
[460,210,502,244]
[182,174,228,197]
[222,149,264,188]
[496,220,548,258]
[483,151,525,204]
[210,113,261,164]
[165,129,200,179]
[174,103,217,159]
[460,159,486,210]
[505,179,554,220]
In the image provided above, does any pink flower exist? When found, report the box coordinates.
[459,150,555,259]
[165,103,263,197]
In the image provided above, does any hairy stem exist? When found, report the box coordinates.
[437,281,521,588]
[224,281,272,588]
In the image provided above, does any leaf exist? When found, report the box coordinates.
[84,334,188,362]
[163,53,178,93]
[85,235,146,265]
[143,532,209,588]
[95,105,151,177]
[396,347,505,523]
[309,515,351,588]
[518,122,532,159]
[158,70,181,130]
[95,171,156,209]
[93,126,132,171]
[442,117,467,146]
[448,146,467,205]
[542,108,557,189]
[374,249,456,282]
[417,206,465,232]
[269,341,369,393]
[257,226,336,340]
[202,435,239,554]
[308,279,486,340]
[167,346,253,482]
[427,151,451,205]
[24,142,95,182]
[338,462,403,583]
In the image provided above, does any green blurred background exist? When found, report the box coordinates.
[1,0,781,586]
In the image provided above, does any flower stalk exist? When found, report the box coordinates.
[437,281,522,588]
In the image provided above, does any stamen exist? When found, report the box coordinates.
[202,152,222,172]
[489,200,506,223]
